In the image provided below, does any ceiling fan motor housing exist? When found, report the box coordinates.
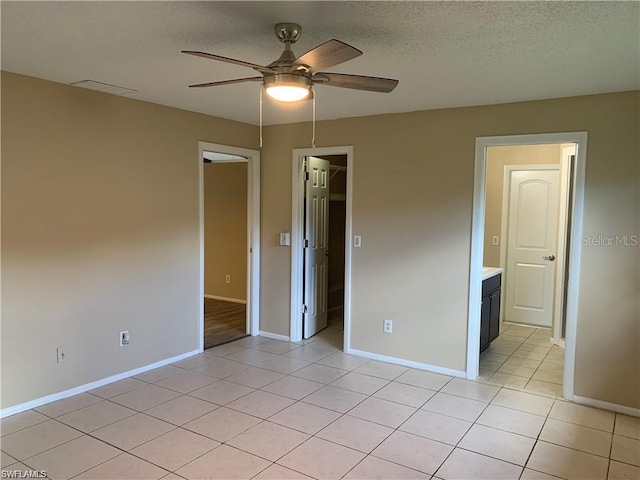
[274,23,303,45]
[269,23,305,68]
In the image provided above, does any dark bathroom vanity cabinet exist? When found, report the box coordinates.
[480,272,502,352]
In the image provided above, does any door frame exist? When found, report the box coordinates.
[553,145,576,347]
[290,146,353,349]
[198,141,261,352]
[467,132,587,402]
[498,164,563,331]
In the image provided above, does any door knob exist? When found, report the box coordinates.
[543,254,556,261]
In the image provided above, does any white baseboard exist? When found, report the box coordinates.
[259,331,290,342]
[570,394,640,418]
[0,349,200,419]
[346,348,466,378]
[550,337,566,348]
[204,294,246,304]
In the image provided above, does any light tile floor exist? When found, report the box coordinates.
[480,323,565,397]
[1,323,638,480]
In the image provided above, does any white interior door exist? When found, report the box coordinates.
[505,169,560,327]
[303,156,330,338]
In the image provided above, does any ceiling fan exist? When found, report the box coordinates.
[182,22,399,102]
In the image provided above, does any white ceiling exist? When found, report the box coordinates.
[2,1,638,126]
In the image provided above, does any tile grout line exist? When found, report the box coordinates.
[520,398,556,478]
[606,413,617,478]
[525,339,565,392]
[518,327,545,391]
[430,387,498,479]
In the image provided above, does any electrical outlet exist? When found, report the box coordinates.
[492,236,500,246]
[225,274,231,283]
[120,331,130,347]
[57,346,67,363]
[383,319,393,334]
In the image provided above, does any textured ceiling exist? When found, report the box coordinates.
[1,1,638,125]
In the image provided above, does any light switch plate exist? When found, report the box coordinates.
[492,236,499,246]
[279,232,291,246]
[354,235,362,248]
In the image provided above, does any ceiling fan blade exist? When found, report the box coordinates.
[189,77,263,88]
[296,40,362,71]
[314,72,399,93]
[182,50,275,73]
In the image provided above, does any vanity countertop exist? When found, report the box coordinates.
[482,267,504,281]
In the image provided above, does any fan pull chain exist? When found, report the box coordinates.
[312,93,316,148]
[259,88,263,148]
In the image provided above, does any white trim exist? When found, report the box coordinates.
[199,142,261,348]
[467,141,487,380]
[562,132,588,401]
[468,132,588,406]
[259,331,291,342]
[248,145,261,337]
[199,143,205,351]
[553,146,574,346]
[499,164,562,328]
[290,146,354,352]
[347,348,466,378]
[0,350,199,418]
[203,151,248,163]
[203,294,247,304]
[569,394,640,418]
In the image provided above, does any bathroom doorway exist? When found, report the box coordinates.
[467,132,587,402]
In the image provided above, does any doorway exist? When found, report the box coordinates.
[290,146,353,350]
[301,155,347,340]
[467,132,587,399]
[198,142,260,352]
[203,153,247,347]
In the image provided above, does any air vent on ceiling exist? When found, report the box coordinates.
[70,80,137,96]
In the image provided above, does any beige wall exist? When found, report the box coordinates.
[204,162,247,301]
[484,144,562,267]
[2,70,638,411]
[260,91,639,408]
[1,72,258,409]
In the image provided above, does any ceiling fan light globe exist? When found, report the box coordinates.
[265,85,310,102]
[263,73,312,103]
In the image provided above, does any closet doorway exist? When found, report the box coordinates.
[290,146,353,350]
